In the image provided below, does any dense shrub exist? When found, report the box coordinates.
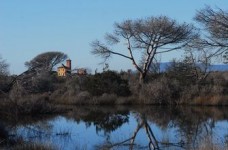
[82,71,131,96]
[166,60,200,85]
[31,76,54,93]
[0,75,11,93]
[50,76,87,104]
[1,94,66,116]
[13,72,56,94]
[73,91,92,104]
[139,76,181,104]
[92,93,117,105]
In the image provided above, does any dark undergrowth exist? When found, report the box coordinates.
[0,71,227,108]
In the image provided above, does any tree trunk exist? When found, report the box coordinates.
[139,72,146,84]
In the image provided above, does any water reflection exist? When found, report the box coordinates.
[68,106,129,134]
[1,106,228,150]
[142,106,228,149]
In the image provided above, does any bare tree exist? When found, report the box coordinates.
[0,55,10,93]
[91,16,196,83]
[224,51,228,64]
[25,51,68,73]
[183,46,212,83]
[97,113,186,150]
[0,55,9,76]
[195,6,228,61]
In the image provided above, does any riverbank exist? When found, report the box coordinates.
[49,70,227,106]
[0,71,228,110]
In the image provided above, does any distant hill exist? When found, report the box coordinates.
[209,64,228,71]
[159,62,228,72]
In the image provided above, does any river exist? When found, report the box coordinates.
[3,106,228,150]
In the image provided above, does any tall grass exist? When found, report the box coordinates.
[0,94,68,117]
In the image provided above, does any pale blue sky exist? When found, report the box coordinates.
[0,0,228,74]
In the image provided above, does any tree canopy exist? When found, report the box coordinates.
[91,16,197,83]
[195,6,228,62]
[25,51,68,72]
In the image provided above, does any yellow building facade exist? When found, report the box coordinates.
[57,59,71,77]
[57,67,67,76]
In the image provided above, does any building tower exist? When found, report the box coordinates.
[66,59,71,70]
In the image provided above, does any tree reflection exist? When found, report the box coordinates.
[98,113,161,150]
[1,106,227,150]
[96,112,185,150]
[95,106,228,150]
[68,106,129,134]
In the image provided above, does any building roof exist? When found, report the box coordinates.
[57,64,70,69]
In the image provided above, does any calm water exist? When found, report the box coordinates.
[4,106,228,150]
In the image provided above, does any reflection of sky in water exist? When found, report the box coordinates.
[13,111,228,150]
[108,115,178,149]
[213,121,228,144]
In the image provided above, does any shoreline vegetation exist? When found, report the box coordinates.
[1,70,228,108]
[0,69,228,110]
[0,69,227,125]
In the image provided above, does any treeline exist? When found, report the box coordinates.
[1,63,227,107]
[44,66,228,105]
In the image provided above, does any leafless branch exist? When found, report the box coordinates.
[91,16,196,82]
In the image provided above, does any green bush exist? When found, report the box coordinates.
[82,71,131,96]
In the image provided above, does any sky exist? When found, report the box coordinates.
[0,0,228,74]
